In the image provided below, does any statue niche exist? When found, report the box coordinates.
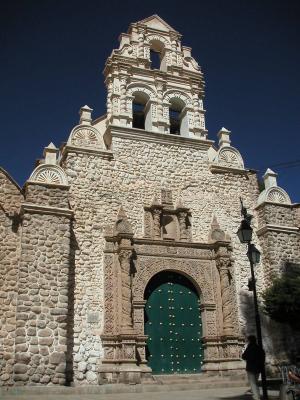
[161,214,177,240]
[143,189,191,241]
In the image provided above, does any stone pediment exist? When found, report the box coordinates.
[137,15,178,33]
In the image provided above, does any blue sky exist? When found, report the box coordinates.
[1,0,299,201]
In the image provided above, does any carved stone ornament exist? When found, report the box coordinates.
[28,164,68,186]
[163,90,193,107]
[133,257,215,308]
[209,216,226,242]
[114,206,133,236]
[145,33,170,48]
[144,190,190,241]
[258,187,291,206]
[217,147,244,169]
[127,84,156,101]
[216,258,234,336]
[68,125,101,148]
[182,56,200,71]
[118,248,134,333]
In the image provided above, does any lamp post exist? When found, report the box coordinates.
[237,199,268,400]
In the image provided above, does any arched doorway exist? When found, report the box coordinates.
[144,271,204,374]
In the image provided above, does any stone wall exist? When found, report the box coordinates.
[13,183,72,385]
[256,202,297,228]
[256,203,300,283]
[254,202,300,365]
[62,132,262,384]
[2,131,297,386]
[0,168,23,386]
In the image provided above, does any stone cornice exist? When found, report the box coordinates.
[209,164,249,175]
[20,203,74,218]
[62,145,113,160]
[108,60,203,86]
[255,201,300,210]
[105,125,214,150]
[25,181,70,190]
[104,236,233,260]
[257,224,299,236]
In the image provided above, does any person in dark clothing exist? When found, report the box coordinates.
[242,335,265,400]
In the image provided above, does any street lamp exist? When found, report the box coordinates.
[237,218,253,243]
[247,243,261,265]
[237,199,268,400]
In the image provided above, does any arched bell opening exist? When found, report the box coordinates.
[149,39,166,71]
[132,92,150,130]
[169,98,189,136]
[144,270,204,374]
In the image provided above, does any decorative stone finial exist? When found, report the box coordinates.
[161,189,173,207]
[217,127,231,148]
[211,215,220,230]
[115,206,133,235]
[263,168,278,189]
[257,169,291,205]
[79,105,93,125]
[175,197,185,209]
[43,143,59,165]
[209,215,226,241]
[150,195,161,208]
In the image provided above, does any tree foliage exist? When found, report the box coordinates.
[262,265,300,330]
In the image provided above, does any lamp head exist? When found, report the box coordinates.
[247,244,261,264]
[237,219,253,243]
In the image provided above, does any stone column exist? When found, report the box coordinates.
[152,208,162,239]
[178,211,188,241]
[217,257,234,336]
[118,243,134,334]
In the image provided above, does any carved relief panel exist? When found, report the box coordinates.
[143,189,191,241]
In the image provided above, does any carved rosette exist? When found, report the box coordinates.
[216,257,234,336]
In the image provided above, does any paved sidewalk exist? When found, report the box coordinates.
[0,386,279,400]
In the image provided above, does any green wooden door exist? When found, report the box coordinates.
[144,272,204,374]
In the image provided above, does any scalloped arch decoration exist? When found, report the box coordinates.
[29,165,68,186]
[163,90,193,107]
[266,187,291,204]
[68,125,101,148]
[145,34,170,47]
[127,84,156,100]
[217,147,244,169]
[132,258,214,304]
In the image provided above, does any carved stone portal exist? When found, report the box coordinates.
[100,205,244,383]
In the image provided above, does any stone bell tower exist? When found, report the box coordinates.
[95,15,245,384]
[103,14,207,139]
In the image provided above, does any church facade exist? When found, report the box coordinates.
[0,15,299,386]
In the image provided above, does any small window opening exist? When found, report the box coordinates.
[150,50,161,70]
[132,102,145,130]
[170,109,181,135]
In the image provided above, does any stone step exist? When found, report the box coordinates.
[0,380,248,397]
[153,373,247,385]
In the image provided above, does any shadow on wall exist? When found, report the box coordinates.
[239,288,300,371]
[65,227,78,385]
